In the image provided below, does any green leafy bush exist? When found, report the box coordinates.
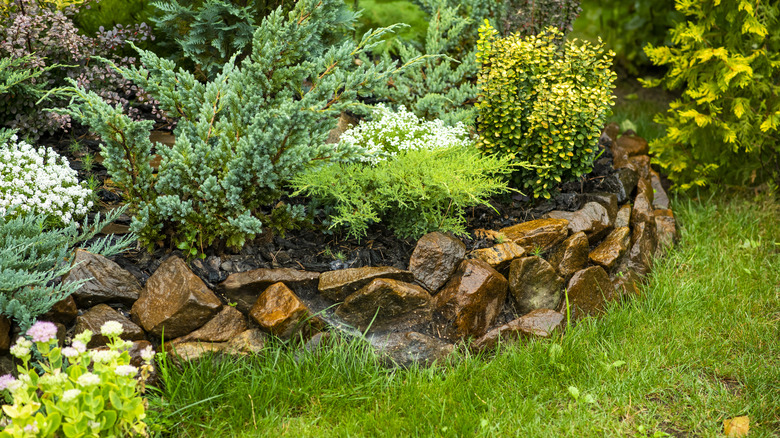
[475,22,616,199]
[291,105,516,239]
[641,0,780,189]
[61,0,402,253]
[0,208,135,331]
[0,321,154,437]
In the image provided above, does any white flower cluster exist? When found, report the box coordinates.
[340,105,473,165]
[0,133,92,224]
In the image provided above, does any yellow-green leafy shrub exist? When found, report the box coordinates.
[475,22,616,198]
[641,0,780,189]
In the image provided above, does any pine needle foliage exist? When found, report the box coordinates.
[641,0,780,189]
[60,0,406,253]
[0,207,135,331]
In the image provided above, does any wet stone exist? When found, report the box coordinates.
[615,204,632,228]
[546,202,612,244]
[171,306,247,345]
[63,249,142,307]
[468,242,526,273]
[507,257,564,315]
[581,192,619,223]
[596,167,638,204]
[368,331,454,368]
[42,296,78,325]
[612,270,643,299]
[335,278,433,332]
[565,266,615,321]
[131,256,222,339]
[602,122,621,143]
[249,282,322,340]
[167,329,266,362]
[318,266,414,302]
[631,190,655,227]
[408,232,466,293]
[627,221,657,278]
[589,227,631,270]
[614,133,649,157]
[74,304,146,348]
[472,309,565,352]
[218,268,320,314]
[547,232,589,280]
[654,209,678,258]
[433,259,508,342]
[499,218,569,253]
[0,317,10,350]
[651,170,670,209]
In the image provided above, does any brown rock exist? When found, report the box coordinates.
[249,282,321,340]
[218,268,319,314]
[507,257,564,314]
[167,342,224,362]
[41,296,78,325]
[468,242,526,273]
[582,192,619,223]
[434,259,508,341]
[615,204,632,228]
[74,304,146,348]
[335,278,433,332]
[548,232,589,280]
[171,306,247,345]
[0,317,10,350]
[636,176,655,205]
[602,122,621,142]
[318,266,413,302]
[627,155,652,180]
[63,249,141,307]
[368,331,454,368]
[655,209,678,258]
[408,232,466,292]
[650,170,670,209]
[131,256,222,339]
[614,133,649,157]
[627,221,657,277]
[631,191,655,227]
[166,329,266,362]
[472,309,565,352]
[225,329,267,355]
[600,167,639,204]
[499,218,569,253]
[588,227,631,270]
[546,202,612,244]
[612,270,643,299]
[565,266,615,321]
[326,112,358,144]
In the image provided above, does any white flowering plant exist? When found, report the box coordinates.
[0,129,93,227]
[0,321,155,437]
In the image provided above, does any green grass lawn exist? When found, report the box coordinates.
[146,191,780,437]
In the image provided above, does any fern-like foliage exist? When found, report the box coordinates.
[0,206,136,331]
[60,0,407,253]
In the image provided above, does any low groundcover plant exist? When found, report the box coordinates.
[0,321,155,437]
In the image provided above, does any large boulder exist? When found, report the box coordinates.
[74,304,145,348]
[472,309,565,352]
[408,232,466,293]
[547,232,589,280]
[249,282,322,340]
[335,278,433,332]
[433,259,508,341]
[588,227,631,270]
[131,256,222,339]
[63,249,141,307]
[499,218,569,253]
[546,202,612,244]
[507,257,564,314]
[318,267,414,302]
[565,266,615,321]
[217,268,319,314]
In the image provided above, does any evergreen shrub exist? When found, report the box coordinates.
[291,106,517,239]
[641,0,780,189]
[475,22,616,199]
[61,0,403,253]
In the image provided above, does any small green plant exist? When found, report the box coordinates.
[0,320,155,437]
[641,0,780,189]
[80,151,95,173]
[475,22,617,199]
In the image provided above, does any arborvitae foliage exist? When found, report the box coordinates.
[641,0,780,189]
[61,0,403,253]
[476,23,616,199]
[0,206,135,331]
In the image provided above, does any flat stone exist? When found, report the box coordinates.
[167,342,224,362]
[565,266,615,321]
[224,329,267,356]
[171,306,247,345]
[318,266,413,302]
[408,232,466,293]
[581,192,618,223]
[217,268,319,314]
[596,167,638,204]
[74,304,146,348]
[368,331,454,368]
[627,221,657,277]
[631,190,655,227]
[472,309,565,352]
[655,209,678,258]
[335,278,432,332]
[546,202,612,244]
[614,133,649,157]
[507,257,564,314]
[650,170,670,209]
[499,218,569,253]
[131,256,222,339]
[249,282,322,340]
[547,232,589,280]
[167,329,266,362]
[433,259,508,341]
[42,295,78,325]
[63,249,141,307]
[589,227,631,270]
[0,317,10,350]
[615,204,632,228]
[468,242,526,273]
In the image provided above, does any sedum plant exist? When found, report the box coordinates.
[291,106,517,239]
[61,0,404,253]
[0,130,93,227]
[0,321,155,437]
[641,0,780,189]
[475,22,616,199]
